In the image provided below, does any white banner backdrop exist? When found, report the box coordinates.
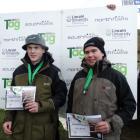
[0,6,137,118]
[61,6,137,118]
[0,11,61,108]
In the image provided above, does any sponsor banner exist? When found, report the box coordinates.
[0,7,137,119]
[122,0,140,13]
[122,0,134,5]
[0,11,61,65]
[122,0,140,5]
[62,6,137,118]
[0,11,61,108]
[0,78,12,109]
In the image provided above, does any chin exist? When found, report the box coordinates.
[31,58,37,61]
[88,62,95,66]
[31,60,37,63]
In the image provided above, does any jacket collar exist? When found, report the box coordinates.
[81,58,111,74]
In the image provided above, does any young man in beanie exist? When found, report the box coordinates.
[67,36,136,140]
[3,34,67,140]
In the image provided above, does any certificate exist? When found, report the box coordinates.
[5,86,36,110]
[67,113,103,139]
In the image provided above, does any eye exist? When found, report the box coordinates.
[34,47,39,49]
[84,50,89,54]
[92,49,97,53]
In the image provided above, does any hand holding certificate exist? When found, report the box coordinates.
[67,113,103,139]
[5,86,36,110]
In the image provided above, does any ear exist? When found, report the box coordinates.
[101,52,104,58]
[43,49,45,53]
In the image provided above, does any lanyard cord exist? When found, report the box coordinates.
[28,61,43,85]
[83,68,94,94]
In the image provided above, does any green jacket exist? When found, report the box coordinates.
[4,53,67,140]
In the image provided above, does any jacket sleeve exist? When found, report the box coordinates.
[38,70,67,113]
[115,73,136,124]
[52,71,67,109]
[4,111,16,122]
[107,71,136,132]
[66,78,75,113]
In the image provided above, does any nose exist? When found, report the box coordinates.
[30,48,36,53]
[88,52,93,57]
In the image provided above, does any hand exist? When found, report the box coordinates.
[95,121,111,134]
[107,4,116,10]
[3,121,12,135]
[24,101,39,113]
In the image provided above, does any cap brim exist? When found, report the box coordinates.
[22,45,27,50]
[22,43,49,51]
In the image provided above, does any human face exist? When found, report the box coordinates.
[27,44,45,65]
[84,46,104,66]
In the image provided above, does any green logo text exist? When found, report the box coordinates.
[4,19,20,30]
[112,63,127,76]
[67,47,84,59]
[2,78,12,88]
[39,33,55,45]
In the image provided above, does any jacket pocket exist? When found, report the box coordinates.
[12,123,24,140]
[31,125,44,140]
[31,124,56,140]
[44,123,56,140]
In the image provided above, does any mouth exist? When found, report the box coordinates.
[30,54,36,57]
[30,56,36,59]
[88,59,96,62]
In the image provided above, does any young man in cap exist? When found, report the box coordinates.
[66,36,136,140]
[3,34,67,140]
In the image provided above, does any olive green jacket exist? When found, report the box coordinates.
[4,54,67,140]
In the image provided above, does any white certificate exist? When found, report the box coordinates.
[67,113,103,139]
[5,86,36,110]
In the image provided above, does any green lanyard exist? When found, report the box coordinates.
[28,61,43,85]
[83,68,94,94]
